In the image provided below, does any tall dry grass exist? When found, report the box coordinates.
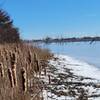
[0,43,52,100]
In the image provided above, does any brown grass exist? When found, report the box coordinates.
[0,43,52,100]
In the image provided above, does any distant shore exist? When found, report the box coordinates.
[24,36,100,44]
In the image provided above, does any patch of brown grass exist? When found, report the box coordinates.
[0,43,52,100]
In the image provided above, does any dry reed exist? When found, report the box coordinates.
[0,43,52,100]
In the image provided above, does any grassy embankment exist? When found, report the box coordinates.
[0,43,52,100]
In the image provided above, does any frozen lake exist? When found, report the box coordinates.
[35,42,100,68]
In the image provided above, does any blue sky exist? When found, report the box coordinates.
[1,0,100,39]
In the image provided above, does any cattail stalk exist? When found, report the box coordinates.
[8,68,14,88]
[48,75,51,84]
[0,63,4,77]
[21,67,27,92]
[34,53,40,76]
[10,52,17,87]
[12,64,17,86]
[36,60,40,73]
[28,50,32,66]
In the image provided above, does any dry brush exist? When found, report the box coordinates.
[0,43,52,100]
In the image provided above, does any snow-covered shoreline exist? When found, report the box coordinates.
[41,54,100,100]
[53,54,100,81]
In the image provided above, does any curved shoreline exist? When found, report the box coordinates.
[53,54,100,81]
[42,54,100,100]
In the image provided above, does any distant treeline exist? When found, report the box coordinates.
[24,36,100,44]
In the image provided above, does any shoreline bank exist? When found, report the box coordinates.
[41,54,100,100]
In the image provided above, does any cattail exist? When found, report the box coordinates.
[11,53,17,65]
[28,50,32,65]
[8,68,14,88]
[4,50,8,61]
[21,67,27,92]
[27,50,32,72]
[9,51,12,58]
[12,64,17,86]
[48,75,51,84]
[38,61,41,77]
[34,53,40,75]
[10,52,17,87]
[44,68,47,76]
[36,60,40,72]
[0,63,4,77]
[34,53,37,62]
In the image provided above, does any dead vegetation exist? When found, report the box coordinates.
[0,43,52,100]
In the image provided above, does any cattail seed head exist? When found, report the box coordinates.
[12,64,17,86]
[0,63,4,77]
[8,68,14,88]
[21,67,27,92]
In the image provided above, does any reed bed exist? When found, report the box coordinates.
[0,43,52,100]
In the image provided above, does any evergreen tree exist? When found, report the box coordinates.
[0,9,20,43]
